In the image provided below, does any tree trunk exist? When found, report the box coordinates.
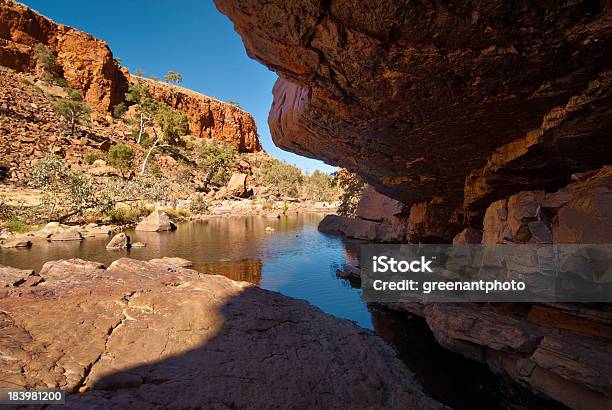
[70,117,75,136]
[141,139,170,175]
[137,113,145,144]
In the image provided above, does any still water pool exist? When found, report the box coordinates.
[0,213,371,328]
[1,213,557,409]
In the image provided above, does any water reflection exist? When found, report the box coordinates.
[199,259,263,284]
[0,213,550,408]
[0,213,372,328]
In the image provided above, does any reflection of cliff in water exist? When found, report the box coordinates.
[199,259,263,285]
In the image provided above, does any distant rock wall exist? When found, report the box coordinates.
[0,0,262,153]
[142,79,261,152]
[0,0,128,112]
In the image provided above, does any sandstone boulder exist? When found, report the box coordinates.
[0,265,34,287]
[226,172,248,197]
[106,233,130,250]
[356,185,406,224]
[135,210,176,232]
[0,238,32,248]
[49,229,83,241]
[318,214,404,242]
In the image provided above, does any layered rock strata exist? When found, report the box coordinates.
[216,0,612,225]
[334,168,612,409]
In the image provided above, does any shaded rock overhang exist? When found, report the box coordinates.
[215,0,612,222]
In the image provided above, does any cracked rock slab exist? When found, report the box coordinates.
[0,258,443,409]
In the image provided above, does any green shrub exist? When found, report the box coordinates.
[108,144,134,170]
[188,194,209,214]
[84,150,106,165]
[260,159,303,198]
[55,78,70,89]
[34,43,60,75]
[4,218,35,233]
[150,163,162,177]
[107,205,148,223]
[155,103,189,144]
[198,141,236,188]
[112,102,127,119]
[164,207,189,219]
[53,97,90,135]
[32,153,64,188]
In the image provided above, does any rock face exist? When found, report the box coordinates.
[319,185,407,242]
[0,0,262,153]
[344,170,612,409]
[135,210,176,232]
[216,0,612,227]
[319,185,459,243]
[482,166,612,245]
[0,0,128,111]
[143,79,261,152]
[0,257,442,409]
[396,303,612,410]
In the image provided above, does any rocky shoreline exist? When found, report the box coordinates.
[328,167,612,409]
[0,256,443,409]
[0,199,338,249]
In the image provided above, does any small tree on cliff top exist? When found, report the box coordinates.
[163,70,183,85]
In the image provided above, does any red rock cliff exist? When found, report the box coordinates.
[141,78,261,152]
[0,0,128,112]
[216,1,612,408]
[0,0,262,153]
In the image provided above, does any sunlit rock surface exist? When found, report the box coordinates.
[0,258,443,409]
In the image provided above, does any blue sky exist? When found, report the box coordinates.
[20,0,335,174]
